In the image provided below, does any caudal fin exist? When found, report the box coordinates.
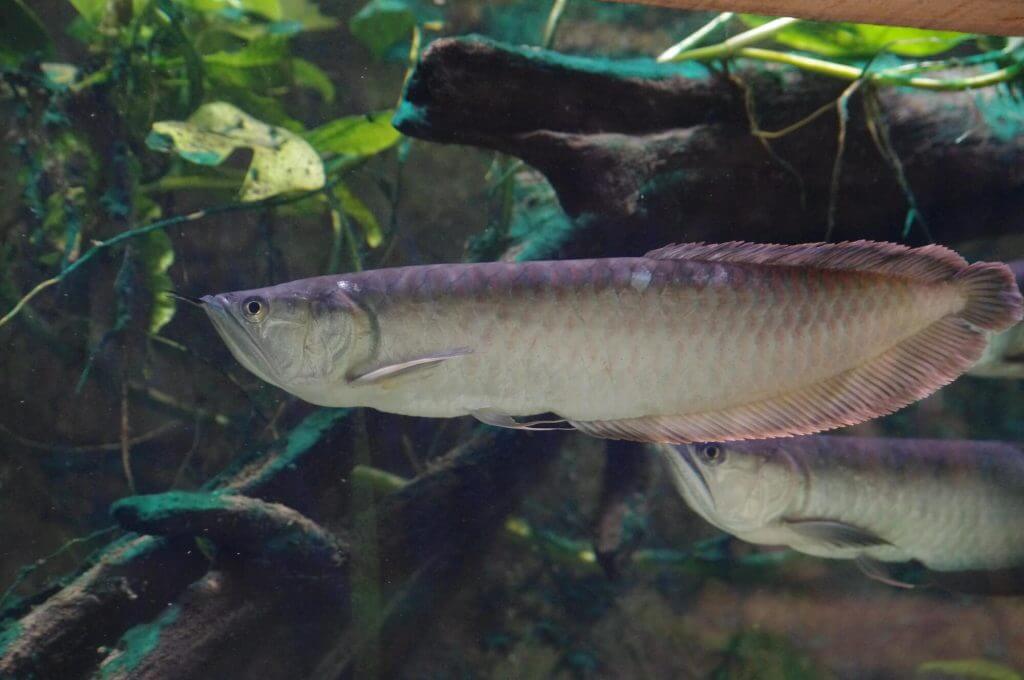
[955,262,1023,331]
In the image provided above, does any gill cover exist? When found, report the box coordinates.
[664,442,805,535]
[202,279,364,395]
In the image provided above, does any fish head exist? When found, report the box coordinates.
[661,441,804,534]
[201,278,362,400]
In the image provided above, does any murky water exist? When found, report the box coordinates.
[2,1,1024,678]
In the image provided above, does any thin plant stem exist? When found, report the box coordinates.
[121,370,137,494]
[0,420,179,453]
[0,526,120,611]
[825,80,864,240]
[140,175,243,194]
[734,47,1024,91]
[658,11,734,62]
[664,17,799,62]
[862,88,933,241]
[731,72,807,208]
[542,0,570,49]
[0,278,59,328]
[751,98,837,140]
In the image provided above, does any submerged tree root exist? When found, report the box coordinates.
[110,492,349,583]
[0,410,555,679]
[394,37,1024,259]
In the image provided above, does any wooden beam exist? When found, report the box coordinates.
[601,0,1024,36]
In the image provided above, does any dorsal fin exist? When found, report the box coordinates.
[645,240,966,283]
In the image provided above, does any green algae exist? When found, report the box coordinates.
[974,91,1024,142]
[99,606,180,679]
[110,491,231,525]
[462,35,711,80]
[0,621,22,660]
[207,407,350,491]
[467,171,577,263]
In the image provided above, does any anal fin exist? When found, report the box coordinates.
[569,315,989,443]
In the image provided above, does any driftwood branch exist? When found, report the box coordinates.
[0,408,351,679]
[111,492,349,582]
[93,430,554,680]
[395,37,1024,259]
[592,441,651,579]
[599,0,1024,37]
[0,535,208,678]
[0,407,557,679]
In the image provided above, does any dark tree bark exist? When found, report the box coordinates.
[592,440,651,579]
[0,408,351,679]
[0,409,556,680]
[394,36,1024,259]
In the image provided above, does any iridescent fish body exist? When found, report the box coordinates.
[202,241,1022,443]
[660,436,1024,572]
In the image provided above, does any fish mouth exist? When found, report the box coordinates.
[664,444,717,516]
[201,295,280,386]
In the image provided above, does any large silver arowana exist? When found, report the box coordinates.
[202,240,1022,443]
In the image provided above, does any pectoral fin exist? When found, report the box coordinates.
[470,408,572,431]
[855,555,916,589]
[348,348,473,386]
[783,519,889,550]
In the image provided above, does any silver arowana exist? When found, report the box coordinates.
[201,240,1022,444]
[659,436,1024,573]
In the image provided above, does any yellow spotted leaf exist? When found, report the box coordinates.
[147,102,325,202]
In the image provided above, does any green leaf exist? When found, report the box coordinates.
[740,15,970,58]
[139,230,176,334]
[179,0,335,29]
[68,0,106,24]
[292,58,335,102]
[349,0,415,57]
[305,110,401,157]
[334,183,382,247]
[178,0,283,21]
[0,0,53,65]
[41,63,79,87]
[201,37,289,68]
[917,659,1023,680]
[148,102,325,201]
[204,84,304,130]
[277,0,337,30]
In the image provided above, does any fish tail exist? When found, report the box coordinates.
[955,262,1023,332]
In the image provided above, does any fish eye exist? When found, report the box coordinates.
[241,296,268,322]
[698,443,725,465]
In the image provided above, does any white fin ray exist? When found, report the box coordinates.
[470,408,573,431]
[348,348,473,386]
[782,519,889,549]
